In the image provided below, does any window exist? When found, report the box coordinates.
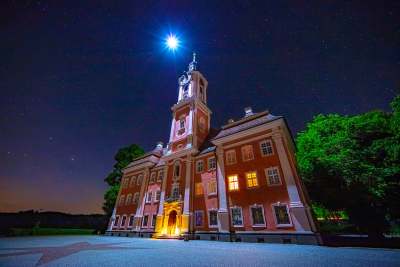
[231,207,243,227]
[171,183,180,199]
[119,195,125,206]
[260,140,273,156]
[133,192,139,204]
[208,210,218,227]
[157,170,164,182]
[207,157,216,170]
[226,150,236,165]
[121,215,126,227]
[125,194,132,205]
[174,162,180,179]
[122,178,129,188]
[273,204,291,226]
[241,145,254,161]
[151,214,157,228]
[155,190,161,202]
[114,216,120,227]
[150,172,156,183]
[142,215,149,227]
[196,160,204,173]
[250,205,266,226]
[128,215,134,227]
[246,171,258,188]
[137,174,143,186]
[266,167,282,186]
[195,182,203,196]
[146,192,152,203]
[207,179,217,195]
[130,176,136,187]
[179,118,185,129]
[195,210,204,227]
[228,175,239,191]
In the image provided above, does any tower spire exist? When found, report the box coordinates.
[188,52,197,72]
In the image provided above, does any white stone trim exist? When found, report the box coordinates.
[230,206,244,227]
[271,202,293,228]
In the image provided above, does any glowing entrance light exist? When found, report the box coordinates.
[166,34,179,51]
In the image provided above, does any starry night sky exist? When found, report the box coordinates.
[0,1,398,214]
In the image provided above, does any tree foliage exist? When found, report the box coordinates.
[296,96,400,236]
[102,144,144,215]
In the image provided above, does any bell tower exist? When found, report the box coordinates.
[166,53,211,155]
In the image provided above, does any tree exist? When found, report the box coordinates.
[102,144,144,215]
[296,95,400,237]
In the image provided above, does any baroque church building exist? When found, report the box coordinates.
[106,55,320,244]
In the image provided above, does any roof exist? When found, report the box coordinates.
[123,146,163,169]
[212,111,282,140]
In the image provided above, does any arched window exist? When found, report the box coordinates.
[129,176,136,187]
[119,195,125,206]
[126,194,132,205]
[137,174,143,185]
[173,162,180,179]
[133,192,140,204]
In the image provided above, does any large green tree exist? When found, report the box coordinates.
[102,144,144,215]
[296,96,400,237]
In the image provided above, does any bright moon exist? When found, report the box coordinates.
[166,35,179,50]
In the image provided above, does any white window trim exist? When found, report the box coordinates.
[259,139,274,157]
[245,171,259,189]
[146,191,153,203]
[225,149,237,165]
[125,194,132,205]
[150,214,157,228]
[230,206,244,227]
[119,195,125,206]
[137,174,143,186]
[207,179,218,196]
[142,214,150,228]
[121,214,127,228]
[173,162,181,180]
[207,157,216,170]
[114,215,120,228]
[194,210,204,227]
[196,160,204,173]
[272,203,293,228]
[150,172,156,183]
[265,167,283,186]
[154,190,161,202]
[241,145,254,162]
[127,214,135,228]
[133,192,139,205]
[130,176,136,187]
[157,171,164,182]
[208,209,219,228]
[249,204,267,227]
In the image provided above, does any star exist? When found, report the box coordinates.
[0,242,148,266]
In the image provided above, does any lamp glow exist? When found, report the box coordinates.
[166,34,179,50]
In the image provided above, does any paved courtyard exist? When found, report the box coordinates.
[0,235,399,267]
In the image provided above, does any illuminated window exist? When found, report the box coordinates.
[150,172,156,183]
[207,157,216,170]
[155,190,161,202]
[260,140,273,156]
[142,215,149,227]
[125,194,132,205]
[146,192,152,203]
[208,210,218,227]
[265,167,282,186]
[207,179,217,195]
[231,207,243,227]
[137,174,143,186]
[246,171,258,188]
[196,160,204,173]
[195,182,203,196]
[151,214,157,228]
[121,215,126,227]
[157,170,164,182]
[119,195,125,206]
[241,145,254,161]
[273,204,291,226]
[129,176,136,187]
[226,150,236,165]
[195,210,204,227]
[133,192,139,204]
[128,215,134,227]
[250,205,266,226]
[228,175,239,191]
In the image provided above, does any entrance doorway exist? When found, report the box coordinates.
[167,210,177,236]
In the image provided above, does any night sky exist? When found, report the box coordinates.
[0,1,398,214]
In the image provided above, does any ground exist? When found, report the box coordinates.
[0,236,399,267]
